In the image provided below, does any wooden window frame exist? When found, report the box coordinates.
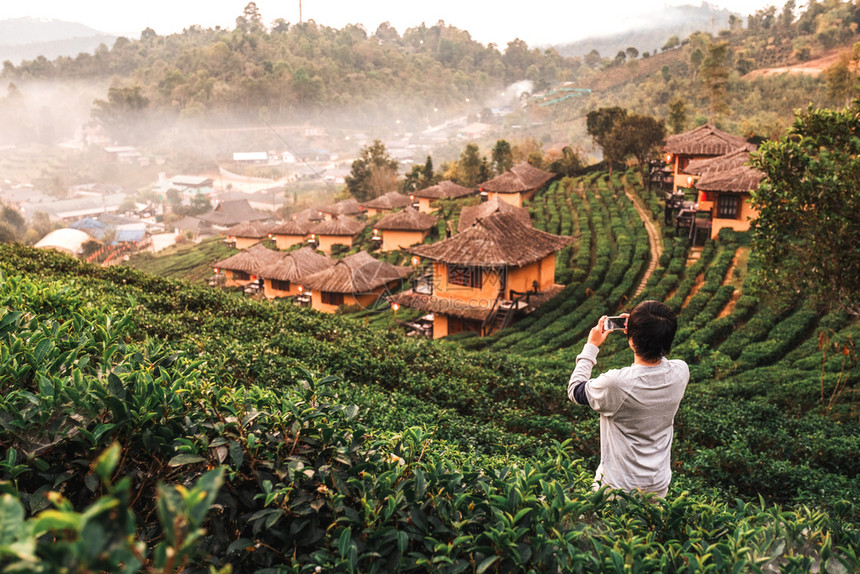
[717,194,741,219]
[232,270,250,281]
[271,279,291,291]
[321,291,345,305]
[447,265,482,289]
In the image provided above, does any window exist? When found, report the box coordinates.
[232,270,250,281]
[321,291,344,305]
[447,265,482,289]
[271,279,291,291]
[717,195,741,219]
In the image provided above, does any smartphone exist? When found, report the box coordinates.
[604,316,627,331]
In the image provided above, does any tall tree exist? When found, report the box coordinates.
[491,139,513,175]
[586,107,628,174]
[668,98,687,134]
[345,140,399,201]
[91,86,150,144]
[623,115,666,184]
[699,42,731,121]
[401,156,436,193]
[456,143,484,187]
[749,101,860,315]
[547,146,582,178]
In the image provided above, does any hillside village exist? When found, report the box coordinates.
[8,122,771,343]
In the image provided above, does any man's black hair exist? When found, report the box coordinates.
[627,300,678,362]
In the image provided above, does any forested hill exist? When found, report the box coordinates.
[1,16,575,129]
[4,1,859,148]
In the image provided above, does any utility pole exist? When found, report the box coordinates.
[299,0,302,23]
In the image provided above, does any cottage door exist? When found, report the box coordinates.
[498,267,507,299]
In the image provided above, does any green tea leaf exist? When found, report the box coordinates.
[167,454,206,467]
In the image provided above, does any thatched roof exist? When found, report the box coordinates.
[198,199,276,227]
[686,149,765,193]
[388,291,492,321]
[458,197,531,233]
[696,166,765,193]
[479,163,556,194]
[413,180,476,200]
[270,219,311,236]
[390,283,566,321]
[376,206,438,231]
[360,191,412,210]
[212,243,284,274]
[257,246,334,282]
[292,207,325,222]
[301,251,411,294]
[685,148,755,175]
[318,198,361,216]
[223,220,276,239]
[410,211,573,267]
[665,124,754,157]
[310,214,366,237]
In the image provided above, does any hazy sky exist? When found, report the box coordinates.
[4,1,786,47]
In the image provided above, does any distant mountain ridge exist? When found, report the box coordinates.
[0,17,116,64]
[553,4,736,58]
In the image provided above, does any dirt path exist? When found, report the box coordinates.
[624,187,663,298]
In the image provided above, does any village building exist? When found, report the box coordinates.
[663,125,761,242]
[412,180,476,214]
[663,124,754,193]
[686,149,763,238]
[360,191,412,216]
[197,199,277,229]
[211,243,284,290]
[222,220,277,249]
[308,214,366,253]
[256,246,334,299]
[150,175,214,201]
[291,207,326,224]
[269,219,312,250]
[374,206,438,252]
[34,228,92,257]
[317,198,362,220]
[20,193,128,222]
[390,212,573,339]
[300,251,411,313]
[478,163,556,207]
[458,196,531,233]
[215,188,287,213]
[172,216,215,243]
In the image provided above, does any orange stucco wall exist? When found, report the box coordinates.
[364,207,393,217]
[432,262,504,302]
[263,280,301,300]
[417,197,435,214]
[222,270,252,288]
[231,236,263,250]
[507,254,556,294]
[708,193,758,238]
[381,229,428,252]
[309,290,380,313]
[670,155,711,192]
[316,234,355,253]
[432,314,449,339]
[272,234,306,250]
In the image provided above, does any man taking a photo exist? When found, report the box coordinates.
[568,300,689,497]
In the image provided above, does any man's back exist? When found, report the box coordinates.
[586,358,688,495]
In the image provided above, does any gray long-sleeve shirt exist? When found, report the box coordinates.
[568,343,689,496]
